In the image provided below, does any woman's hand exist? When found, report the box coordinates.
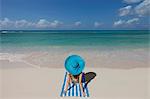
[64,90,67,94]
[64,74,70,94]
[82,91,86,97]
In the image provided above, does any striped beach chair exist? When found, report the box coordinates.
[60,72,90,97]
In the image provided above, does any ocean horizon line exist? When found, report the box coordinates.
[1,29,149,31]
[1,30,149,34]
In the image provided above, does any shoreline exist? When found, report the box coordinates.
[0,47,149,69]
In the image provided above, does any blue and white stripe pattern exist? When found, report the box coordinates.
[60,72,89,97]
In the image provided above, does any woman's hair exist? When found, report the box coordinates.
[72,72,82,79]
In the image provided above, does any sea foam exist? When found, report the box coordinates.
[0,53,26,62]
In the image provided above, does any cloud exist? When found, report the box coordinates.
[94,22,102,27]
[15,20,34,28]
[36,19,62,28]
[126,18,139,24]
[134,0,150,16]
[123,0,143,4]
[36,19,50,28]
[117,0,149,27]
[114,18,139,26]
[0,18,13,28]
[113,20,125,26]
[0,18,35,29]
[121,0,149,17]
[50,20,62,28]
[119,6,132,16]
[74,21,82,27]
[0,18,64,29]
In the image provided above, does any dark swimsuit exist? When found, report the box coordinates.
[69,72,85,84]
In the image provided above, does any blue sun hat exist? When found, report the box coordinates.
[65,55,85,75]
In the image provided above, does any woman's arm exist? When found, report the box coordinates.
[64,74,70,92]
[79,73,86,97]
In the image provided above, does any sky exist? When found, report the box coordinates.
[0,0,149,30]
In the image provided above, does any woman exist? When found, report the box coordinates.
[63,55,96,97]
[64,55,86,97]
[64,72,86,97]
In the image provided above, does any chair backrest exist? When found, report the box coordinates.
[60,72,89,97]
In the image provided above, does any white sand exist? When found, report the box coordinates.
[0,69,2,98]
[0,48,150,99]
[0,61,150,99]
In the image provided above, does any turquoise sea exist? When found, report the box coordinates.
[0,30,149,68]
[0,30,149,52]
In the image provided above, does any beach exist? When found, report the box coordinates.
[0,48,150,99]
[1,0,150,98]
[0,62,150,99]
[0,30,150,99]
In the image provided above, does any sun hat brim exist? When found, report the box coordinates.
[65,55,85,75]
